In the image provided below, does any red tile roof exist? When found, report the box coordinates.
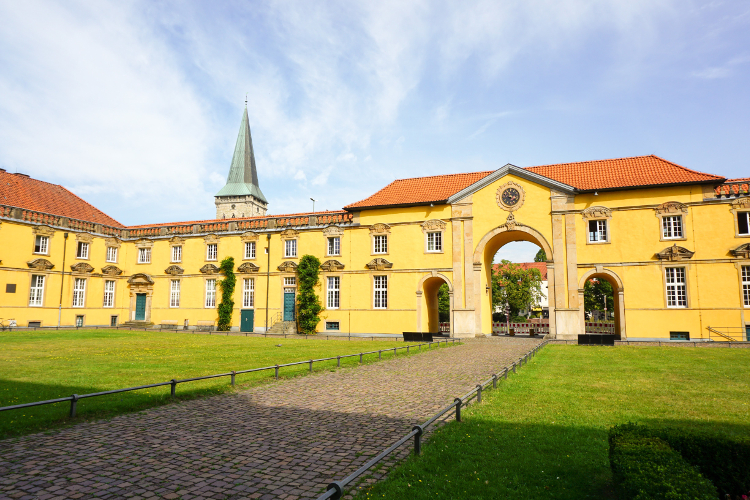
[344,171,494,209]
[524,155,724,191]
[0,170,124,227]
[493,262,547,280]
[345,155,725,210]
[127,210,351,229]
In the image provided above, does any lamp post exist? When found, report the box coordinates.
[500,283,510,335]
[310,197,317,214]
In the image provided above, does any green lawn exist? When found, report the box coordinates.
[0,329,446,439]
[364,345,750,500]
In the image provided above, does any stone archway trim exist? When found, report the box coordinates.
[472,225,553,265]
[415,272,454,336]
[578,267,626,339]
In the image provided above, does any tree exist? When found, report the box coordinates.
[491,260,544,318]
[296,255,323,335]
[584,278,614,317]
[438,283,450,322]
[217,257,236,331]
[534,248,547,262]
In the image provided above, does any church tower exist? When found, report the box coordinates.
[215,106,268,219]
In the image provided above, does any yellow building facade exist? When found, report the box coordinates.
[1,120,748,340]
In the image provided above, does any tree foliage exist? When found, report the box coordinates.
[534,248,547,262]
[296,255,323,335]
[584,278,614,313]
[491,260,544,318]
[217,257,236,331]
[438,283,450,322]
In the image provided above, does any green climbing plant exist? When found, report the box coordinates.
[217,256,236,331]
[296,255,323,335]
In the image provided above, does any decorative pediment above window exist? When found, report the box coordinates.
[581,206,612,220]
[127,273,154,285]
[730,243,750,259]
[366,258,393,270]
[655,201,688,215]
[237,262,260,273]
[240,231,259,242]
[369,223,391,234]
[164,265,184,276]
[200,264,220,274]
[27,258,54,270]
[135,238,153,248]
[169,236,185,244]
[422,219,446,232]
[32,225,55,236]
[500,213,518,231]
[105,237,121,248]
[731,198,750,209]
[70,262,95,274]
[656,244,694,261]
[280,229,298,240]
[204,234,220,243]
[323,225,344,237]
[75,232,93,243]
[320,260,345,271]
[101,265,123,276]
[278,261,298,272]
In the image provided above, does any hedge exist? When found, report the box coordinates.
[609,432,718,500]
[610,423,750,498]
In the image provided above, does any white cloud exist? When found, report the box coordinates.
[293,170,307,182]
[336,152,357,162]
[312,165,334,186]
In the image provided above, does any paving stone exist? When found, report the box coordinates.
[0,338,538,500]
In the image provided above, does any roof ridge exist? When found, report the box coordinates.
[386,170,495,183]
[54,182,125,228]
[648,155,725,180]
[126,209,348,228]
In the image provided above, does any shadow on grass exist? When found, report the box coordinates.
[362,418,750,500]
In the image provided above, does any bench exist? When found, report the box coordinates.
[159,321,178,330]
[402,332,433,342]
[578,334,617,346]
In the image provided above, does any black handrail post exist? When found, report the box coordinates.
[406,345,409,354]
[231,371,236,386]
[170,379,177,397]
[309,360,313,373]
[378,350,381,360]
[69,394,78,418]
[512,362,516,373]
[359,353,363,363]
[476,384,482,403]
[412,425,423,456]
[326,481,344,500]
[393,347,396,356]
[454,398,462,422]
[503,367,508,379]
[492,374,497,389]
[275,365,279,380]
[337,356,341,367]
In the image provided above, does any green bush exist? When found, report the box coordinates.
[217,257,236,331]
[296,255,323,335]
[609,432,718,500]
[610,423,750,498]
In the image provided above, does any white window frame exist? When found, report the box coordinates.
[327,276,340,309]
[171,245,182,263]
[206,243,218,261]
[662,215,684,240]
[738,212,750,236]
[244,241,256,260]
[103,280,115,308]
[170,280,181,308]
[327,237,340,256]
[205,279,216,308]
[373,234,388,254]
[587,219,608,243]
[426,231,442,252]
[138,247,151,264]
[665,267,687,308]
[72,278,86,307]
[76,242,89,259]
[374,275,388,309]
[284,239,297,258]
[29,275,45,306]
[34,235,49,255]
[284,277,296,286]
[742,266,750,307]
[243,278,255,308]
[106,246,118,263]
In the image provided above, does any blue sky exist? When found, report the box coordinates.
[1,1,749,261]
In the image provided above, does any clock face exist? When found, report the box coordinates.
[502,188,520,206]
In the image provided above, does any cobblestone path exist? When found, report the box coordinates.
[0,339,540,500]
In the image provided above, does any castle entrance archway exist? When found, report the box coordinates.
[578,269,626,339]
[416,272,453,336]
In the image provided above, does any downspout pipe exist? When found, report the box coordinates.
[265,233,271,332]
[58,232,69,327]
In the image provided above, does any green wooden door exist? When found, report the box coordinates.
[135,293,147,321]
[283,290,295,321]
[240,309,254,332]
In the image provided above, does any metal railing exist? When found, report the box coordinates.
[316,340,548,500]
[0,339,459,418]
[707,326,747,342]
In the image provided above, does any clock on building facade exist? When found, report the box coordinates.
[496,181,525,211]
